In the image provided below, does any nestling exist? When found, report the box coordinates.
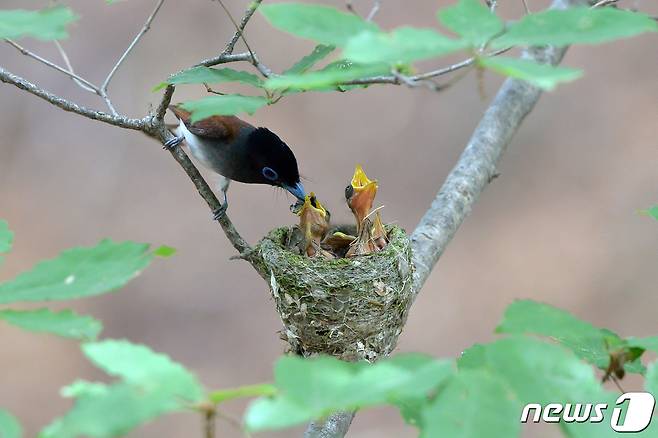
[166,105,306,219]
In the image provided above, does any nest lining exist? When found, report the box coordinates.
[254,225,415,361]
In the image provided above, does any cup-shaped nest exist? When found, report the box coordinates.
[254,225,414,361]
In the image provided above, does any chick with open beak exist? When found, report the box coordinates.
[345,165,378,233]
[297,193,332,258]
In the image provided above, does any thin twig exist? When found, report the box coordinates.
[4,39,100,93]
[195,52,254,68]
[521,0,532,14]
[215,0,263,57]
[101,0,166,114]
[366,0,381,21]
[53,40,99,93]
[204,408,216,438]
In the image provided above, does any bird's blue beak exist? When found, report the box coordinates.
[282,182,306,201]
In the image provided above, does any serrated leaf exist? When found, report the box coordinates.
[40,383,177,438]
[245,354,453,432]
[459,337,603,404]
[0,308,101,340]
[0,7,78,41]
[0,409,21,438]
[0,240,153,304]
[420,370,521,438]
[479,56,582,90]
[209,384,277,404]
[181,95,268,122]
[266,61,388,91]
[260,3,379,46]
[156,67,263,91]
[437,0,504,46]
[284,44,335,75]
[497,300,645,375]
[82,340,203,401]
[492,7,658,49]
[153,245,176,258]
[343,27,468,65]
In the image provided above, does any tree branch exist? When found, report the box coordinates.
[101,0,166,115]
[0,67,145,130]
[409,0,586,297]
[218,0,263,56]
[304,412,355,438]
[4,39,100,93]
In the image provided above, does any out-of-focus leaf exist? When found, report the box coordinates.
[0,308,101,340]
[260,3,379,46]
[497,300,645,375]
[492,7,658,48]
[284,44,335,75]
[420,370,521,438]
[245,354,453,432]
[152,245,176,258]
[82,340,203,401]
[437,0,504,46]
[40,383,177,438]
[0,7,78,40]
[0,409,21,438]
[181,95,268,122]
[343,27,468,65]
[478,56,582,90]
[266,61,388,91]
[0,240,154,305]
[640,205,658,221]
[209,384,277,404]
[155,67,263,91]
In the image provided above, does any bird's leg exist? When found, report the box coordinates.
[205,177,231,221]
[163,135,184,150]
[212,183,230,221]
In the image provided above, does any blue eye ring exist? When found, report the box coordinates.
[262,167,278,181]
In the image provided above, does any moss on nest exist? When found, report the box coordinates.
[253,225,414,361]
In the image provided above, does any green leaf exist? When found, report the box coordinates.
[459,337,603,404]
[0,409,21,438]
[627,336,658,354]
[245,354,453,432]
[266,61,388,91]
[0,7,78,41]
[0,240,153,304]
[420,370,521,438]
[284,44,336,75]
[260,3,379,46]
[153,245,176,258]
[181,95,268,122]
[40,383,177,438]
[640,205,658,221]
[496,300,645,374]
[82,340,203,401]
[343,27,468,65]
[0,308,101,340]
[156,67,263,91]
[492,7,658,48]
[0,220,13,254]
[209,384,277,404]
[437,0,504,46]
[479,56,582,90]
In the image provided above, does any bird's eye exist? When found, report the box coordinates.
[262,167,279,181]
[345,185,354,200]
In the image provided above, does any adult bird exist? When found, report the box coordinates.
[165,105,306,219]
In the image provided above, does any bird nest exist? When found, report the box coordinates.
[253,225,414,361]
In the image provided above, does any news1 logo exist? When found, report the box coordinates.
[520,392,656,432]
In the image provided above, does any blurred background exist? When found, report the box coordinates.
[1,0,657,436]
